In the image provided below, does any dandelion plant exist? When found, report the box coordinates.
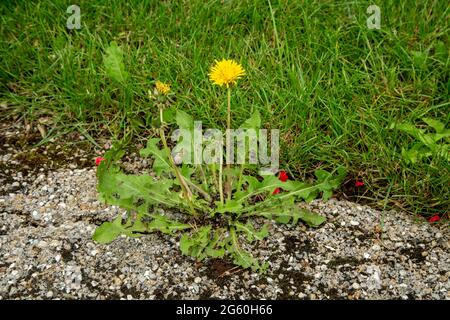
[93,44,346,272]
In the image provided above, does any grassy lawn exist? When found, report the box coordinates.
[1,0,449,216]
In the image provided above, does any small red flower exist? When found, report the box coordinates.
[355,180,365,187]
[95,157,105,166]
[272,170,289,194]
[428,215,441,223]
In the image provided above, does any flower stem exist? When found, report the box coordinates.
[159,107,196,216]
[218,157,224,205]
[236,164,244,192]
[227,86,231,132]
[210,164,219,192]
[225,86,232,200]
[198,165,209,192]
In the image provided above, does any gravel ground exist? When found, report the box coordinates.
[0,122,449,300]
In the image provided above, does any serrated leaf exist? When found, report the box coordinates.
[179,226,213,260]
[179,234,194,255]
[162,107,176,124]
[128,217,148,233]
[277,181,318,201]
[97,159,182,212]
[393,120,450,162]
[417,133,438,152]
[148,215,191,234]
[93,214,148,244]
[99,170,178,207]
[243,175,261,192]
[176,110,194,130]
[180,164,195,180]
[402,142,438,164]
[314,169,331,182]
[297,209,326,227]
[96,145,125,174]
[234,221,269,242]
[205,232,226,258]
[259,205,300,224]
[241,175,286,199]
[236,173,325,204]
[394,122,438,151]
[402,147,418,164]
[393,122,424,138]
[255,205,326,227]
[423,118,445,134]
[433,130,450,142]
[313,167,346,200]
[172,110,195,163]
[215,199,243,214]
[240,110,261,129]
[139,138,171,175]
[228,227,263,272]
[205,246,225,258]
[422,118,450,142]
[103,41,128,83]
[92,216,127,244]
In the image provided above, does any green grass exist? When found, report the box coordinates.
[1,0,449,216]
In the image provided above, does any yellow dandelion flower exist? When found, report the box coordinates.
[155,81,171,95]
[209,59,245,87]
